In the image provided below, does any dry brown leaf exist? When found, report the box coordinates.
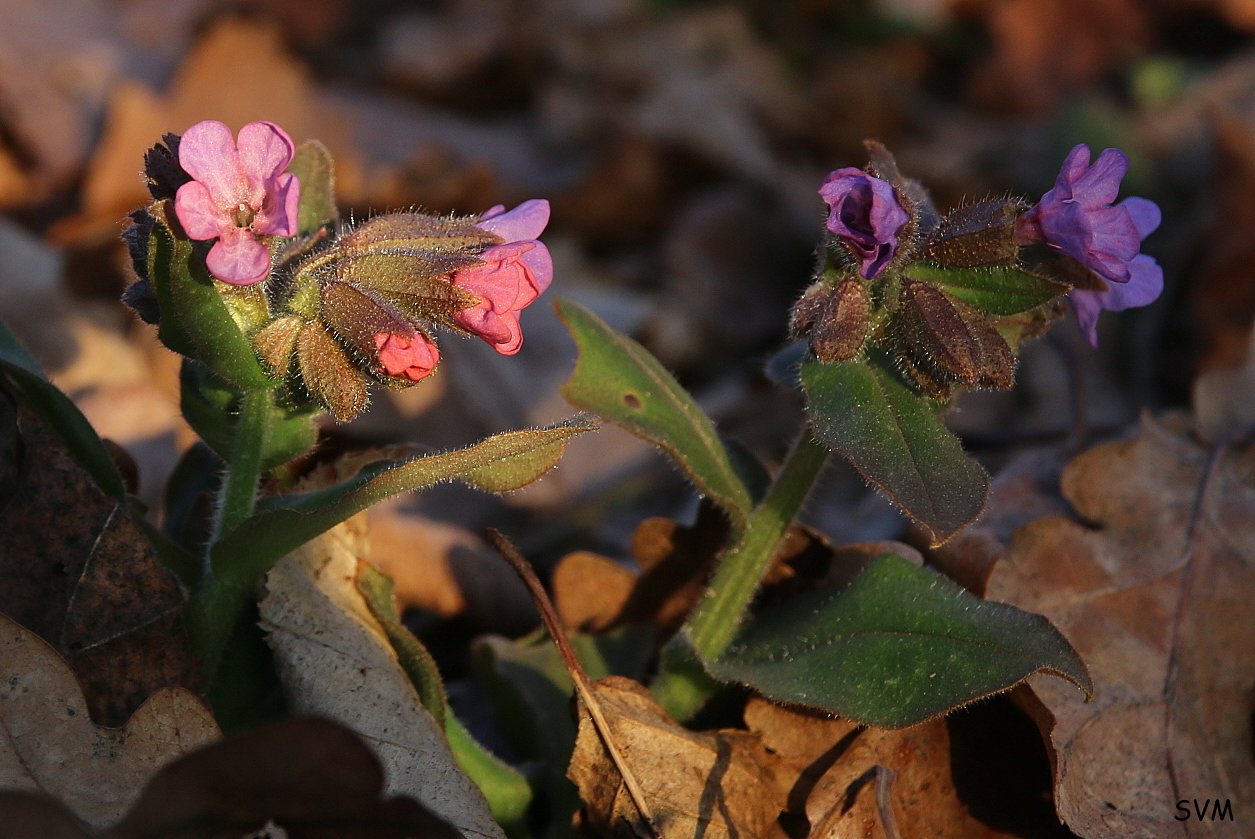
[0,611,218,829]
[744,698,1012,839]
[568,676,792,839]
[553,550,637,633]
[986,419,1255,838]
[1193,321,1255,443]
[258,513,506,839]
[0,400,201,726]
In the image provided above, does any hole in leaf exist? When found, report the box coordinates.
[623,393,642,409]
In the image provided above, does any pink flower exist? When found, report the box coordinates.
[451,200,553,355]
[173,120,300,286]
[374,331,440,381]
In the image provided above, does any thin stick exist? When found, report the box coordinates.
[485,529,659,837]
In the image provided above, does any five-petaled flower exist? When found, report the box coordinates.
[451,199,553,355]
[174,120,300,286]
[1017,144,1163,345]
[375,331,440,381]
[819,168,910,280]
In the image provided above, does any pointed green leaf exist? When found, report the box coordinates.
[357,565,533,838]
[908,263,1069,316]
[802,357,986,545]
[555,297,752,529]
[0,316,126,501]
[149,203,277,391]
[707,554,1092,728]
[211,417,597,581]
[286,139,338,234]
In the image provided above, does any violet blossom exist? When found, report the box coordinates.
[1017,144,1163,345]
[451,199,553,355]
[174,120,300,286]
[819,168,910,280]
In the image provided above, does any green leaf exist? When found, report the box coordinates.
[555,297,752,529]
[149,203,276,391]
[286,139,338,235]
[707,554,1093,728]
[357,565,533,839]
[908,263,1069,316]
[0,316,127,501]
[802,357,987,545]
[211,418,597,581]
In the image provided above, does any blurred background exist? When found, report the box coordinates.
[0,0,1249,636]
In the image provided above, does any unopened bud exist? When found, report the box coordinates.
[895,280,1014,393]
[252,315,303,378]
[815,279,872,363]
[295,320,369,422]
[922,199,1025,269]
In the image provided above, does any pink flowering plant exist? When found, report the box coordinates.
[0,122,1163,836]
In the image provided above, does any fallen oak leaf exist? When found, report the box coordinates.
[986,419,1255,838]
[744,697,1014,839]
[0,718,465,839]
[0,612,219,829]
[488,530,794,839]
[259,513,506,839]
[0,399,200,726]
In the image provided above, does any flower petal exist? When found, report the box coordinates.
[1120,196,1161,239]
[1098,254,1163,312]
[476,199,550,242]
[519,240,553,296]
[178,120,244,207]
[1069,290,1105,347]
[174,180,228,241]
[236,121,296,185]
[254,171,300,237]
[1070,148,1129,208]
[206,231,271,285]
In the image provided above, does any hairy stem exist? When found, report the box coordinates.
[210,388,270,547]
[684,427,830,660]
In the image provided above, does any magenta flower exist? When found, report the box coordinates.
[451,200,553,355]
[819,168,910,280]
[173,120,300,286]
[375,331,440,381]
[1017,144,1163,345]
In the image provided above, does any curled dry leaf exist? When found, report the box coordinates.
[0,401,201,726]
[986,419,1255,838]
[744,697,1013,839]
[0,612,219,829]
[567,676,792,839]
[258,513,506,839]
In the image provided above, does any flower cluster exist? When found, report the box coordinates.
[128,120,554,422]
[792,141,1163,397]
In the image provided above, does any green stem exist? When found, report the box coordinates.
[210,388,270,547]
[685,426,830,659]
[190,387,271,684]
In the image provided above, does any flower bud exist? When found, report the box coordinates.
[791,278,872,363]
[295,319,369,422]
[921,199,1024,268]
[895,279,1014,395]
[251,315,303,378]
[317,281,441,384]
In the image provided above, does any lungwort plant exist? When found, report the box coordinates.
[0,121,1163,836]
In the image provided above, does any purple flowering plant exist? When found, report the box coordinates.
[0,118,1155,832]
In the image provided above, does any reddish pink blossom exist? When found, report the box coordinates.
[174,120,300,285]
[451,200,553,355]
[374,331,440,381]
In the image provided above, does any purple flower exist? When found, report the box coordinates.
[174,120,300,286]
[819,168,910,280]
[451,200,553,355]
[1017,144,1163,345]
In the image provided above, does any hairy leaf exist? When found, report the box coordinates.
[802,357,987,545]
[556,297,752,529]
[908,263,1069,316]
[707,554,1091,728]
